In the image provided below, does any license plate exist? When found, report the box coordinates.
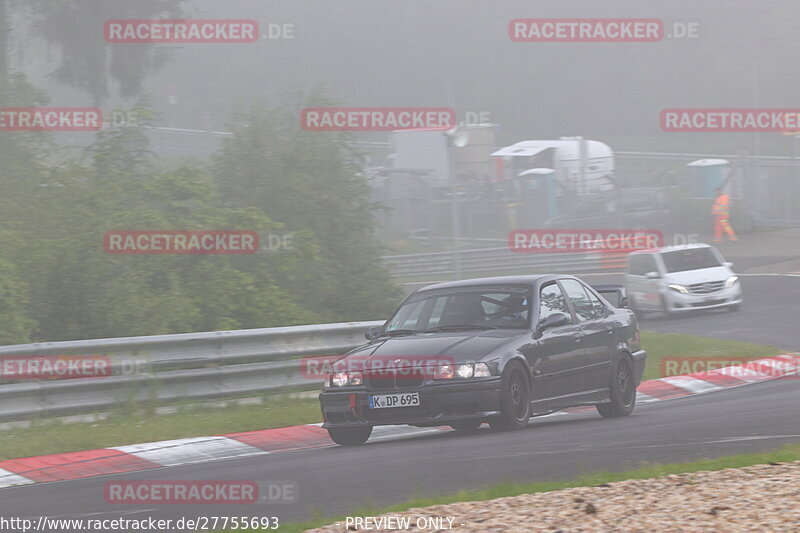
[368,392,420,409]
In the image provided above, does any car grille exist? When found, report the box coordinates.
[365,368,425,391]
[691,299,725,307]
[364,406,427,424]
[688,280,725,294]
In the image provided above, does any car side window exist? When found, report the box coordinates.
[560,279,597,322]
[642,254,658,275]
[584,287,607,317]
[628,254,648,276]
[538,283,571,323]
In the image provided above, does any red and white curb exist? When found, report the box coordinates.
[635,353,799,404]
[1,354,797,489]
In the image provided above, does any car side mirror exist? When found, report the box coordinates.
[533,312,570,339]
[620,296,630,308]
[723,261,733,269]
[365,326,383,341]
[645,271,661,279]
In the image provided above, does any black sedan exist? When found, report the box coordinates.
[319,275,646,445]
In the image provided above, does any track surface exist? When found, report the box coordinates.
[604,274,800,351]
[1,276,798,526]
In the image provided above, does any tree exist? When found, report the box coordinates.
[212,94,403,322]
[19,0,184,102]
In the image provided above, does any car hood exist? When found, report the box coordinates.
[663,266,733,285]
[345,329,526,363]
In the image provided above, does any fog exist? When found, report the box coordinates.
[12,0,800,153]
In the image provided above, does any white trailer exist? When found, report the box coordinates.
[491,137,615,194]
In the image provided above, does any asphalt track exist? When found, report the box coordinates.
[1,275,798,527]
[595,273,800,352]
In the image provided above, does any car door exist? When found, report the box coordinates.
[525,281,586,401]
[557,278,607,394]
[563,280,616,392]
[626,253,660,310]
[639,253,663,310]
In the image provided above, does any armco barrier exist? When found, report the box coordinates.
[382,247,628,279]
[0,321,383,422]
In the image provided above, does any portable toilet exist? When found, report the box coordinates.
[517,168,558,224]
[686,159,730,199]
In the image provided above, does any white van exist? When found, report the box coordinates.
[624,243,742,316]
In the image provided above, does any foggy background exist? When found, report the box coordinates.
[10,0,800,154]
[1,0,799,343]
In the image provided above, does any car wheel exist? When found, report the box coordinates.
[488,362,531,431]
[449,419,483,433]
[327,426,372,446]
[597,355,636,418]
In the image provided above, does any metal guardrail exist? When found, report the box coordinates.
[0,321,383,422]
[0,251,626,422]
[382,247,627,279]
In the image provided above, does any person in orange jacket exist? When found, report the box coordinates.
[711,187,737,243]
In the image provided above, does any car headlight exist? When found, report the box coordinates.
[725,276,738,288]
[474,363,491,377]
[434,364,454,379]
[456,364,473,379]
[326,371,363,387]
[330,372,349,387]
[434,363,491,380]
[668,284,689,294]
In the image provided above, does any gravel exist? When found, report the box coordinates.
[307,460,800,532]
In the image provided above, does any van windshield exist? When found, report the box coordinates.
[661,248,721,273]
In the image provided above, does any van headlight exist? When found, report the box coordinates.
[668,284,689,294]
[725,276,738,288]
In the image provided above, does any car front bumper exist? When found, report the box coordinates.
[319,379,502,428]
[663,285,742,312]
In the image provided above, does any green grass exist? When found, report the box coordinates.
[0,395,322,461]
[639,330,782,381]
[277,443,800,533]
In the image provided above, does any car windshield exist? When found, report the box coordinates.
[385,286,532,333]
[661,248,721,273]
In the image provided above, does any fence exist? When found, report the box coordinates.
[382,247,627,280]
[616,151,800,228]
[0,321,383,422]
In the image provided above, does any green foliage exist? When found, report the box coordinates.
[0,258,34,344]
[0,78,399,343]
[212,92,403,322]
[23,0,185,102]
